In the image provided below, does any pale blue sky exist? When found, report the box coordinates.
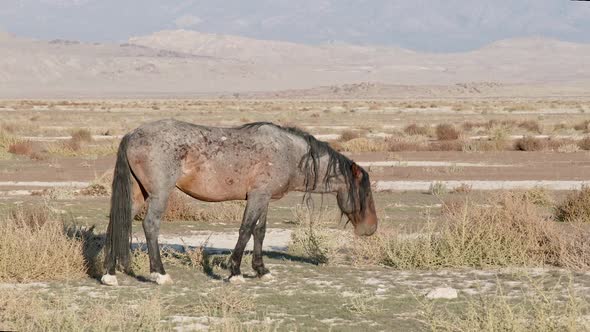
[2,0,590,52]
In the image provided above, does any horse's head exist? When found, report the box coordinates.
[336,163,378,236]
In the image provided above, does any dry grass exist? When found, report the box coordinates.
[8,140,33,155]
[338,137,388,152]
[435,124,461,141]
[451,183,472,194]
[372,193,590,269]
[421,276,589,332]
[291,192,590,270]
[573,120,590,132]
[0,289,165,332]
[578,136,590,150]
[339,129,365,141]
[514,136,546,151]
[518,120,542,133]
[44,140,118,157]
[555,186,590,223]
[0,205,86,282]
[288,204,343,264]
[404,124,431,136]
[70,128,93,143]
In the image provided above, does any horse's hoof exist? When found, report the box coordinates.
[150,273,173,285]
[101,274,119,286]
[228,275,245,283]
[260,273,274,281]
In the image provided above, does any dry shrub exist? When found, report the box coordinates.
[0,289,164,331]
[451,183,472,194]
[404,124,430,136]
[514,136,546,151]
[429,140,463,151]
[288,204,343,264]
[556,143,580,153]
[0,130,21,152]
[339,129,364,142]
[578,136,590,150]
[348,193,590,269]
[8,140,33,156]
[200,286,255,316]
[435,124,461,141]
[71,129,93,143]
[555,186,590,223]
[386,137,425,152]
[518,120,542,133]
[517,187,553,207]
[573,120,590,132]
[0,205,86,282]
[339,137,388,152]
[462,139,508,152]
[79,183,109,197]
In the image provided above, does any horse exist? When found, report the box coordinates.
[101,119,378,286]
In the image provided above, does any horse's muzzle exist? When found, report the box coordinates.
[354,221,377,236]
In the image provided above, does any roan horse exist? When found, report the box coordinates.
[101,119,378,286]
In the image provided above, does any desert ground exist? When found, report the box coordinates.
[1,97,590,331]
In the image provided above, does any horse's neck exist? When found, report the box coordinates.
[292,154,338,194]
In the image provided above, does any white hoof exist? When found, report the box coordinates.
[101,274,119,286]
[228,275,245,283]
[150,273,173,285]
[260,273,274,281]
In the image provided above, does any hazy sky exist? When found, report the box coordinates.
[2,0,590,52]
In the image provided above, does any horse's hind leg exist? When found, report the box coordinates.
[228,191,270,282]
[142,192,173,285]
[131,175,147,218]
[252,209,272,279]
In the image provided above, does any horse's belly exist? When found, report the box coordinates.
[176,170,248,202]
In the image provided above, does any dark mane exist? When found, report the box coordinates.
[240,122,371,215]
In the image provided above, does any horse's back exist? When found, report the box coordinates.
[125,120,298,201]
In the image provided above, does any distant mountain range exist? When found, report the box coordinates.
[3,0,590,52]
[1,30,589,98]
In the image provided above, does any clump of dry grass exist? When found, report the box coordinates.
[573,120,590,132]
[70,129,93,143]
[514,136,546,151]
[385,136,426,152]
[8,140,33,156]
[555,186,590,223]
[578,136,590,150]
[429,140,463,151]
[451,183,472,194]
[518,120,542,133]
[44,140,118,157]
[0,130,22,157]
[404,124,431,136]
[338,137,388,152]
[0,205,86,282]
[339,193,590,270]
[435,124,461,141]
[339,129,365,141]
[288,204,343,264]
[79,183,109,197]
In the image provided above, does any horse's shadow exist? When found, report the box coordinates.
[66,225,317,282]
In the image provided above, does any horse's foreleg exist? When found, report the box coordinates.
[228,192,270,282]
[252,208,271,278]
[142,194,172,285]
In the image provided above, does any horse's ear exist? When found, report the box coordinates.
[351,163,363,180]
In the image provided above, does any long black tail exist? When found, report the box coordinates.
[104,134,133,274]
